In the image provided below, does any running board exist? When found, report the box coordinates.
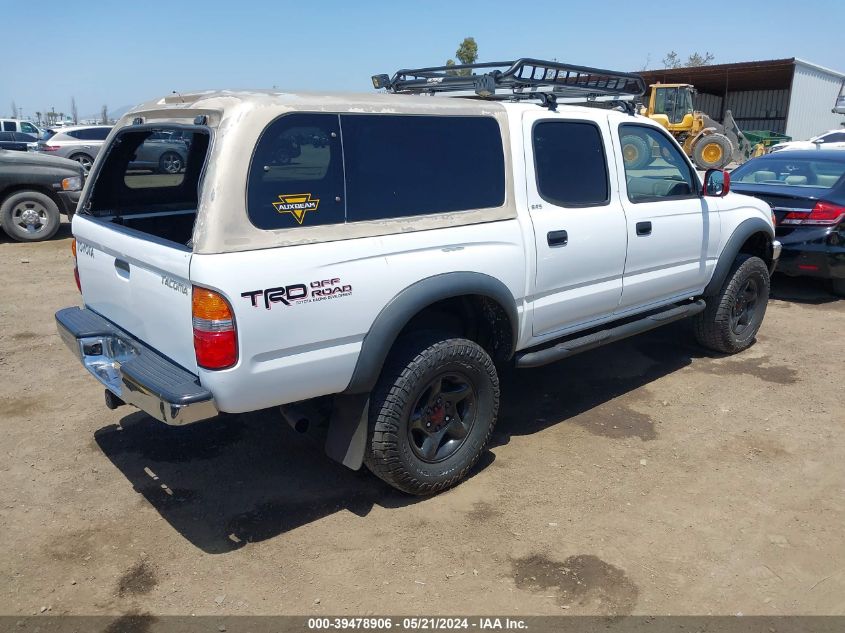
[515,300,706,369]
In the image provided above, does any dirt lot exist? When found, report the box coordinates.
[1,224,844,618]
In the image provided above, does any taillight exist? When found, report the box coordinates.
[781,201,845,226]
[71,238,81,293]
[192,287,238,370]
[806,201,845,225]
[41,145,60,152]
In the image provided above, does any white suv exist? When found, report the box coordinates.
[56,59,780,495]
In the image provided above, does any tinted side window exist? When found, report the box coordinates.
[619,124,697,202]
[2,122,15,132]
[533,121,608,206]
[341,114,505,222]
[247,113,344,229]
[67,129,83,139]
[89,127,111,140]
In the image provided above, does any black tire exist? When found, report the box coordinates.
[364,335,499,495]
[621,134,651,170]
[693,133,732,169]
[158,151,184,174]
[0,190,61,242]
[69,153,94,173]
[832,278,845,297]
[693,254,770,354]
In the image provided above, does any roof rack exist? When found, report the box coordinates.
[372,58,646,107]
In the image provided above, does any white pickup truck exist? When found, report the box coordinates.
[57,59,780,495]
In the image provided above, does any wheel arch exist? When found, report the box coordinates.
[0,184,63,210]
[704,217,775,296]
[343,272,518,395]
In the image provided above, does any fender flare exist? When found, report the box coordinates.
[344,271,519,395]
[704,217,774,296]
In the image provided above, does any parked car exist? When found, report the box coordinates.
[769,129,845,153]
[56,59,780,495]
[38,125,112,172]
[0,119,43,137]
[0,149,83,241]
[125,129,190,174]
[731,150,845,296]
[0,132,39,152]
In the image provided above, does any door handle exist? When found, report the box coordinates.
[114,258,130,278]
[547,230,568,247]
[636,221,652,236]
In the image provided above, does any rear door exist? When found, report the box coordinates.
[523,110,628,337]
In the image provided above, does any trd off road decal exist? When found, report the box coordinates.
[241,278,352,309]
[272,193,320,224]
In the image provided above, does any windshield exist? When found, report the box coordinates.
[733,158,845,188]
[653,87,693,124]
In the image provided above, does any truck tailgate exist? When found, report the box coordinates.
[72,214,197,372]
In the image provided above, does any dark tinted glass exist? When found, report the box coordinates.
[3,122,15,131]
[70,127,110,141]
[341,114,505,221]
[533,121,608,206]
[248,113,344,229]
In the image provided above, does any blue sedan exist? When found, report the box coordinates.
[731,150,845,296]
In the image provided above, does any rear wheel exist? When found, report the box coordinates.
[693,254,770,354]
[621,134,651,170]
[69,153,94,173]
[158,151,184,174]
[693,134,732,169]
[364,334,499,495]
[0,190,61,242]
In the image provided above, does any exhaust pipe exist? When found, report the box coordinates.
[104,389,125,410]
[280,405,310,433]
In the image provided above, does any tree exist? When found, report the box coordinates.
[446,37,478,76]
[662,51,681,69]
[71,97,78,124]
[686,51,715,67]
[101,104,109,125]
[663,50,715,69]
[35,111,42,125]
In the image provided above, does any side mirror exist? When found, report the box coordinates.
[704,169,730,197]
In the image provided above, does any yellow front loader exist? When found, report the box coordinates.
[638,83,757,170]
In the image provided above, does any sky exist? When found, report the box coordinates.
[4,0,842,120]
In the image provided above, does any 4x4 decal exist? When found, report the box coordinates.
[272,193,320,224]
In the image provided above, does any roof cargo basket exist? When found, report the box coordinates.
[372,58,646,106]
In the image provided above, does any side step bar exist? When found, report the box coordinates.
[515,299,706,369]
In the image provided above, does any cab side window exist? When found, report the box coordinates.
[619,124,697,203]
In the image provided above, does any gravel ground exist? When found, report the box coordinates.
[1,224,844,617]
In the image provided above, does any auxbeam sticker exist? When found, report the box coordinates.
[272,193,320,224]
[241,278,352,309]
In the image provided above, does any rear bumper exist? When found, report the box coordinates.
[55,306,218,425]
[774,230,845,280]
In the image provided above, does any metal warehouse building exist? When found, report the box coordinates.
[639,58,845,141]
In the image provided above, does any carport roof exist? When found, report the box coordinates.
[637,58,798,93]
